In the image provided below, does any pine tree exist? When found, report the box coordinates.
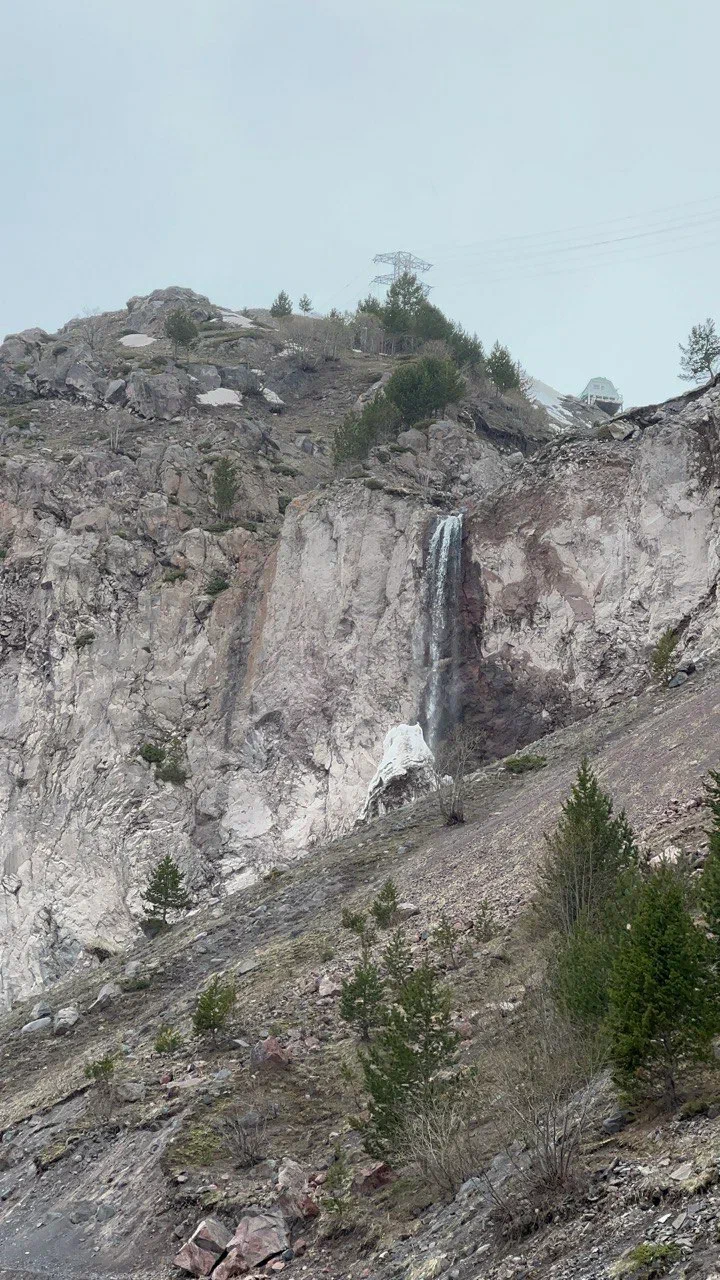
[486,341,522,392]
[701,770,720,954]
[359,959,459,1154]
[340,958,386,1041]
[382,930,414,991]
[679,318,720,383]
[371,879,399,928]
[143,854,190,925]
[535,757,639,936]
[164,308,198,358]
[382,272,428,337]
[298,294,312,314]
[607,864,717,1105]
[430,912,462,969]
[270,291,293,318]
[193,975,236,1042]
[213,456,238,517]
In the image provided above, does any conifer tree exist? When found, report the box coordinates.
[270,290,293,318]
[371,879,399,928]
[486,341,522,392]
[701,769,720,955]
[213,455,238,518]
[535,757,639,936]
[193,974,236,1042]
[679,318,720,383]
[339,956,386,1041]
[143,854,190,925]
[607,864,717,1106]
[164,308,198,357]
[359,959,459,1154]
[382,930,414,992]
[298,294,312,314]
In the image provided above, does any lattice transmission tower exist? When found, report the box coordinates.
[372,250,433,295]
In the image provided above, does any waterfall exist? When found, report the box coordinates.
[423,513,463,753]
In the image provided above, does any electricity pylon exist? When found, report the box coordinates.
[372,251,433,295]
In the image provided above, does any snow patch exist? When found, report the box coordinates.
[360,724,437,822]
[527,378,575,428]
[219,309,255,329]
[197,388,242,407]
[118,333,157,348]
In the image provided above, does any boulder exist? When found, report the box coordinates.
[317,973,342,998]
[104,378,126,404]
[359,723,436,822]
[174,1215,231,1276]
[20,1016,52,1035]
[88,981,121,1011]
[115,1080,146,1103]
[251,1036,292,1071]
[222,1210,288,1271]
[53,1007,80,1035]
[220,364,261,393]
[125,370,190,419]
[276,1157,318,1222]
[30,1000,52,1020]
[352,1160,392,1194]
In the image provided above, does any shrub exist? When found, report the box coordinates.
[75,630,96,650]
[371,879,399,928]
[163,567,186,584]
[298,294,312,314]
[164,308,198,356]
[332,395,400,466]
[341,907,368,936]
[398,1087,485,1198]
[650,628,679,682]
[359,959,459,1155]
[156,740,188,784]
[608,863,718,1106]
[473,900,499,943]
[84,1054,116,1084]
[504,753,547,774]
[609,1242,680,1279]
[278,494,291,514]
[213,456,238,517]
[155,1026,183,1054]
[534,757,639,937]
[212,1102,268,1168]
[206,574,230,597]
[193,975,236,1042]
[383,357,465,426]
[270,290,293,318]
[139,742,166,765]
[321,1143,354,1217]
[678,317,720,383]
[143,854,190,924]
[550,924,614,1029]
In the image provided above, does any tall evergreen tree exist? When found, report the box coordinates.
[701,769,720,954]
[270,291,293,318]
[143,854,190,924]
[298,294,312,314]
[382,272,428,336]
[340,957,386,1041]
[486,341,522,392]
[359,959,459,1154]
[679,318,720,383]
[535,757,639,936]
[607,864,717,1106]
[164,308,198,357]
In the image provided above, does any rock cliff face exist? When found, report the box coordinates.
[1,289,719,1004]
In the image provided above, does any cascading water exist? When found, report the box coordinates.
[422,513,463,753]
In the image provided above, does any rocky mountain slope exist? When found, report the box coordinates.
[2,285,720,1280]
[0,289,719,1007]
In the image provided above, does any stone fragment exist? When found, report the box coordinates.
[20,1017,51,1035]
[53,1007,80,1035]
[224,1210,288,1270]
[88,981,121,1011]
[251,1036,292,1070]
[352,1160,392,1194]
[174,1216,231,1276]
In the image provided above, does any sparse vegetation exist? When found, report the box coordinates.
[473,899,499,942]
[155,1026,183,1054]
[298,294,312,314]
[701,769,720,958]
[504,752,547,774]
[212,1101,268,1168]
[139,742,166,765]
[486,340,523,392]
[156,739,188,784]
[84,1054,116,1119]
[430,912,462,969]
[213,456,238,517]
[193,974,236,1042]
[321,1143,354,1218]
[434,724,479,825]
[162,567,186,584]
[609,1242,680,1279]
[206,574,230,597]
[340,955,386,1041]
[142,854,190,925]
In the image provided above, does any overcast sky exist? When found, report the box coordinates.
[3,0,720,407]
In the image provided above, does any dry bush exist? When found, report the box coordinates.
[397,1086,487,1198]
[434,725,481,826]
[212,1104,267,1167]
[486,1002,606,1193]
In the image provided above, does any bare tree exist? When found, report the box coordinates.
[398,1086,487,1198]
[434,724,481,826]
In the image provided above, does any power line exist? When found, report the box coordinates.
[372,250,433,294]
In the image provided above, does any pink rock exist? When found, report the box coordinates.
[317,973,342,998]
[252,1036,292,1070]
[352,1160,392,1194]
[211,1249,246,1280]
[226,1211,288,1269]
[173,1216,232,1275]
[160,1069,173,1084]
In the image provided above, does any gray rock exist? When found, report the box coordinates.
[20,1016,52,1035]
[125,370,191,419]
[30,1000,52,1020]
[53,1007,80,1035]
[104,378,126,404]
[115,1080,145,1103]
[89,981,121,1011]
[668,670,689,688]
[602,1110,629,1134]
